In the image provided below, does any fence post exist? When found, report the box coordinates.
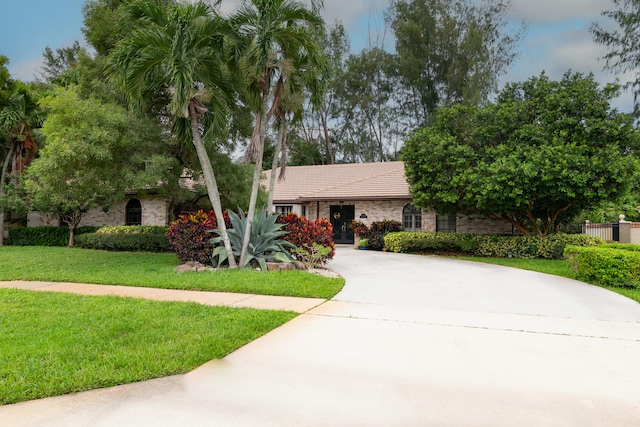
[619,214,631,244]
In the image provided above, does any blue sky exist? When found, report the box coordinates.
[0,0,633,111]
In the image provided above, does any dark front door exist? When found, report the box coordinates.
[330,204,355,244]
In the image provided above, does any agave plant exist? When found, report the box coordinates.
[210,208,295,270]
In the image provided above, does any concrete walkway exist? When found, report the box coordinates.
[0,281,325,313]
[2,247,640,426]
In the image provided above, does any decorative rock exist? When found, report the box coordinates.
[174,261,210,273]
[293,261,308,271]
[265,262,305,271]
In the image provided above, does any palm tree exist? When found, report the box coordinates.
[110,0,238,267]
[231,0,325,266]
[0,82,43,246]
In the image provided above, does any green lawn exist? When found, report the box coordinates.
[0,288,296,405]
[0,246,342,405]
[0,246,344,299]
[458,256,640,304]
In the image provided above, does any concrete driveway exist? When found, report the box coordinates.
[2,247,640,426]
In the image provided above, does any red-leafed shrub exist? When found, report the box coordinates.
[277,213,335,264]
[351,219,403,251]
[166,210,231,264]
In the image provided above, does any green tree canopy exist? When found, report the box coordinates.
[0,78,45,245]
[109,0,240,265]
[403,72,640,236]
[230,0,325,266]
[591,0,640,114]
[25,86,169,246]
[386,0,522,125]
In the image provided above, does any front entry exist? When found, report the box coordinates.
[330,204,355,244]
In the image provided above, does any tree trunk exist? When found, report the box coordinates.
[188,102,237,268]
[320,112,335,164]
[68,225,75,248]
[267,114,287,213]
[0,144,16,246]
[63,212,83,247]
[240,94,271,267]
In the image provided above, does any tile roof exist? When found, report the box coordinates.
[263,161,411,204]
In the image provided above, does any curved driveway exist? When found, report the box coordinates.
[2,247,640,426]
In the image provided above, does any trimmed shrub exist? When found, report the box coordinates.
[384,232,474,254]
[385,232,603,260]
[277,213,335,264]
[602,243,640,252]
[351,219,403,251]
[75,233,172,252]
[565,245,640,288]
[166,210,231,264]
[95,225,168,235]
[7,226,100,247]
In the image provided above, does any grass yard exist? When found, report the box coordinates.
[0,288,297,405]
[0,246,344,299]
[458,256,640,305]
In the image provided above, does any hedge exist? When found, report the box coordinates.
[384,232,603,260]
[601,243,640,253]
[75,233,172,252]
[564,245,640,288]
[7,226,100,247]
[95,225,168,235]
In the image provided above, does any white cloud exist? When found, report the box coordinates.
[506,0,614,25]
[8,59,44,83]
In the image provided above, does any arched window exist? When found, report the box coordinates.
[403,204,422,232]
[125,199,142,226]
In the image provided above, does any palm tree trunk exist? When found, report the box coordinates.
[320,112,335,164]
[240,95,270,267]
[0,144,16,246]
[188,102,237,268]
[267,115,287,213]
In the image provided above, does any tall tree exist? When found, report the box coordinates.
[231,0,324,267]
[386,0,522,125]
[26,87,168,247]
[40,41,85,83]
[0,80,44,246]
[299,21,350,165]
[337,47,398,162]
[110,0,238,266]
[591,0,640,114]
[403,72,640,236]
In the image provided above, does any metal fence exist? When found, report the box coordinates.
[582,221,618,242]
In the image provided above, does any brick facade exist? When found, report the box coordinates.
[77,196,169,227]
[456,215,513,235]
[297,199,511,234]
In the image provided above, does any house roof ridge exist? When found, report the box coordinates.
[299,162,405,200]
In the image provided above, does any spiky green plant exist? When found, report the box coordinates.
[210,208,295,270]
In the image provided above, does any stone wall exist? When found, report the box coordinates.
[78,196,170,227]
[141,197,171,226]
[456,215,513,235]
[27,211,59,227]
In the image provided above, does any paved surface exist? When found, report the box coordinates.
[2,247,640,426]
[0,281,325,313]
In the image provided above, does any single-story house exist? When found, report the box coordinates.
[26,192,171,228]
[22,162,513,243]
[24,171,207,230]
[264,161,513,244]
